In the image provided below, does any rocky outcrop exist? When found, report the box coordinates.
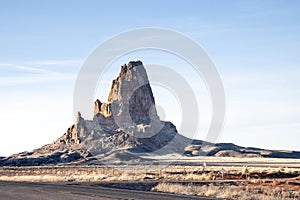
[0,150,91,166]
[2,60,300,166]
[108,61,159,125]
[93,61,160,129]
[0,61,182,166]
[58,112,84,145]
[94,99,112,117]
[184,142,300,158]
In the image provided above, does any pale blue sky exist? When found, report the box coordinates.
[0,0,300,156]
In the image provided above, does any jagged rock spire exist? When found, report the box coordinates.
[94,99,112,117]
[94,61,159,125]
[59,112,84,145]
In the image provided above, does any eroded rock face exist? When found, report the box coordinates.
[107,61,159,124]
[58,112,84,145]
[94,99,102,116]
[94,99,112,117]
[92,61,160,129]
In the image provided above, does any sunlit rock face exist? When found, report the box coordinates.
[103,60,159,125]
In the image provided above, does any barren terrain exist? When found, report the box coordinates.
[1,156,300,199]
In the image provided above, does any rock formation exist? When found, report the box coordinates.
[94,99,112,117]
[0,61,184,166]
[1,60,300,166]
[93,61,159,127]
[58,112,84,145]
[108,61,159,124]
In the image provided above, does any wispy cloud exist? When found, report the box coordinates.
[0,63,60,74]
[21,59,82,67]
[0,60,79,86]
[0,74,76,86]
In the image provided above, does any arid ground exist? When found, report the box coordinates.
[1,156,300,200]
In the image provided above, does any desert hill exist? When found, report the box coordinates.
[1,61,299,166]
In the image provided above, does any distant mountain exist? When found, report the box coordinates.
[1,61,299,166]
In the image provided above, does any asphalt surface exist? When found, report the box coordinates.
[0,181,222,200]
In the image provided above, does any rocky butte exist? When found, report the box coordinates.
[1,61,300,166]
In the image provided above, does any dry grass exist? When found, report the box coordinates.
[153,183,300,200]
[0,174,109,182]
[0,165,300,182]
[1,165,300,199]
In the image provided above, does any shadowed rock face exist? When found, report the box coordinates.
[1,61,300,166]
[101,61,159,125]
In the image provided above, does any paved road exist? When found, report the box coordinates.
[0,181,221,200]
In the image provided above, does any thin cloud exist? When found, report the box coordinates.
[0,62,77,86]
[0,64,61,74]
[22,59,81,66]
[0,74,76,86]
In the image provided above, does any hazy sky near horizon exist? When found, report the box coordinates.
[0,0,300,156]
